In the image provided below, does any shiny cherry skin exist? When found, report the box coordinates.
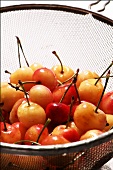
[45,102,70,125]
[80,129,103,140]
[0,122,21,143]
[99,91,113,115]
[52,125,80,142]
[74,101,107,133]
[53,84,77,105]
[24,124,49,145]
[41,134,70,145]
[32,67,58,92]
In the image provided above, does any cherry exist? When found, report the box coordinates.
[102,114,113,132]
[29,84,53,109]
[78,78,104,105]
[0,122,21,143]
[0,82,24,112]
[52,84,77,105]
[41,134,70,145]
[51,51,74,83]
[52,124,80,142]
[17,80,46,128]
[45,102,70,125]
[10,67,34,92]
[32,67,58,92]
[30,62,43,72]
[80,129,103,141]
[74,101,107,133]
[12,122,28,140]
[99,91,113,115]
[9,98,26,124]
[76,70,100,87]
[74,71,110,133]
[24,124,49,145]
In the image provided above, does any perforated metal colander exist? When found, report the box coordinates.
[0,2,113,170]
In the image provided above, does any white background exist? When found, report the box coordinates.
[1,0,113,20]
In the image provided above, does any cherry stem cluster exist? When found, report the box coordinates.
[18,80,30,106]
[59,69,80,103]
[8,82,25,93]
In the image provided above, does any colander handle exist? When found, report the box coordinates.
[89,0,110,12]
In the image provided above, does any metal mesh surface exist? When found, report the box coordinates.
[1,4,113,170]
[1,6,113,91]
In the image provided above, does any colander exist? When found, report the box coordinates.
[0,2,113,170]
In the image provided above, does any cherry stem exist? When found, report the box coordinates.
[59,82,73,103]
[14,140,40,145]
[58,73,76,86]
[95,61,113,85]
[59,69,79,103]
[18,80,30,106]
[16,36,29,67]
[66,96,75,128]
[8,83,25,93]
[95,75,113,79]
[52,51,64,74]
[0,106,7,131]
[36,118,51,143]
[95,70,110,113]
[20,81,41,85]
[4,70,11,74]
[73,69,81,104]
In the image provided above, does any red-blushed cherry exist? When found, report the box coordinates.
[0,82,24,112]
[24,124,49,145]
[29,84,53,109]
[51,51,75,83]
[0,122,21,143]
[74,101,107,133]
[41,134,70,145]
[32,67,58,92]
[52,124,80,142]
[45,102,70,125]
[9,98,26,124]
[99,91,113,115]
[80,129,103,141]
[52,84,77,105]
[68,121,85,137]
[12,122,28,140]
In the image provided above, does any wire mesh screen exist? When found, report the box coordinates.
[1,4,113,170]
[1,8,113,91]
